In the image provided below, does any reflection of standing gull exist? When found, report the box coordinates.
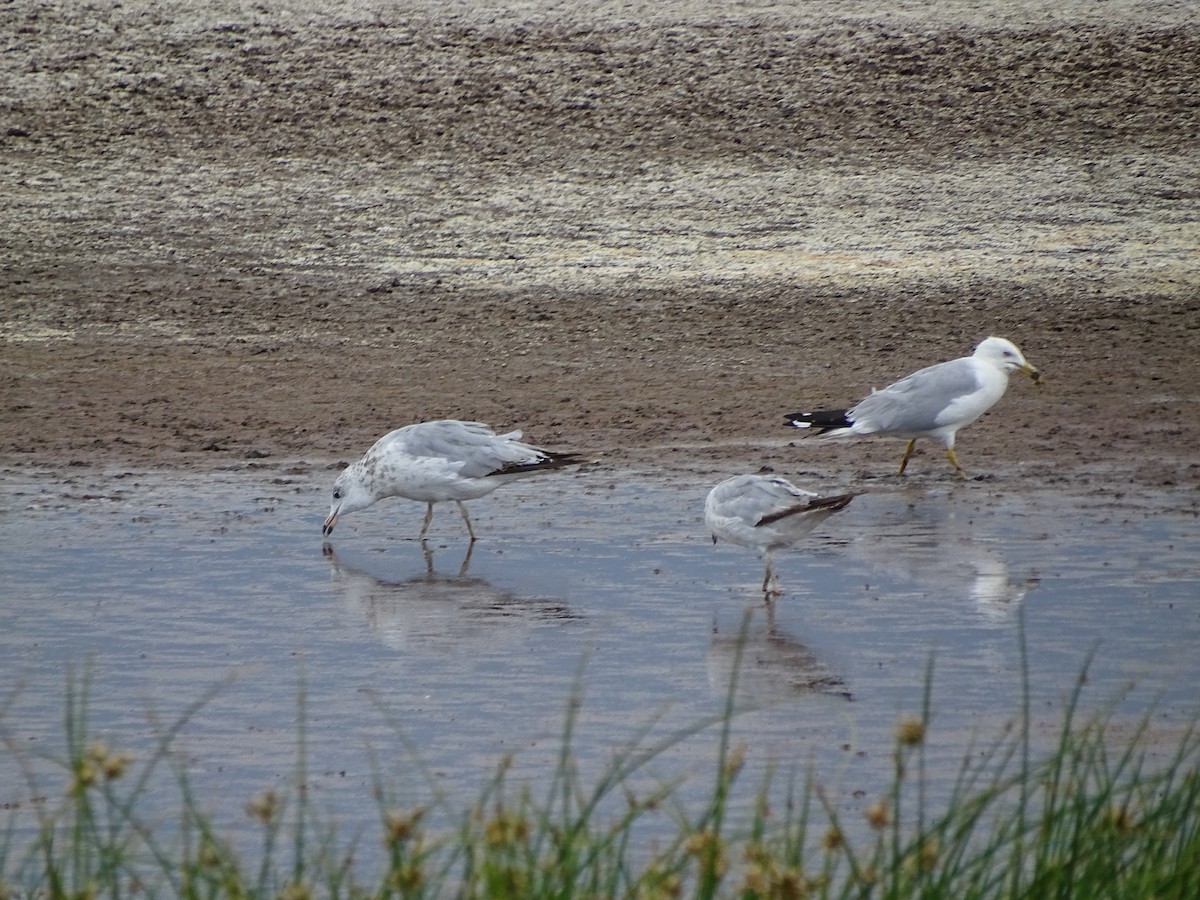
[322,419,583,541]
[843,498,1038,620]
[708,610,851,706]
[322,544,581,653]
[705,473,855,596]
[784,336,1042,477]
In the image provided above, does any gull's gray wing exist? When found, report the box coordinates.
[747,476,818,517]
[848,358,981,433]
[371,421,540,478]
[711,475,817,524]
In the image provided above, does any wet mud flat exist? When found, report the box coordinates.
[1,0,1198,491]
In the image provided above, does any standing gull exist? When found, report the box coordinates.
[323,420,583,541]
[705,473,855,596]
[784,336,1042,477]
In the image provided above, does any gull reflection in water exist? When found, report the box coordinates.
[844,498,1039,621]
[322,542,581,653]
[708,607,852,707]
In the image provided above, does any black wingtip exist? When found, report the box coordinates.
[492,451,587,477]
[755,491,856,527]
[537,451,588,470]
[784,409,852,432]
[810,491,856,513]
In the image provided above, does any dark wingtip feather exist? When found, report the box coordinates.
[784,409,852,432]
[756,491,857,526]
[543,450,588,467]
[491,451,586,477]
[809,491,856,512]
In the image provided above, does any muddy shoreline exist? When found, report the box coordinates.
[2,1,1198,497]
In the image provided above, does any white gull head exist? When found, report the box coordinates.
[973,336,1041,382]
[323,462,375,535]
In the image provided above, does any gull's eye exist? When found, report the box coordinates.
[333,488,342,500]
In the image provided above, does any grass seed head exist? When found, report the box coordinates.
[278,881,312,900]
[920,837,940,868]
[198,839,224,869]
[903,838,942,878]
[636,865,682,899]
[685,830,727,879]
[484,810,529,847]
[1103,805,1137,835]
[69,761,98,793]
[383,807,425,846]
[245,789,282,824]
[386,862,424,894]
[740,844,809,899]
[724,741,747,778]
[896,718,926,747]
[101,749,135,781]
[865,799,891,830]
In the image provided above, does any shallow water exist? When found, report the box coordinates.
[2,462,1198,868]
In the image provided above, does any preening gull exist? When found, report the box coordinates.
[784,336,1042,477]
[323,420,583,541]
[705,473,855,596]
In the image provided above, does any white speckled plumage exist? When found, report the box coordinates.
[705,473,855,595]
[323,420,582,540]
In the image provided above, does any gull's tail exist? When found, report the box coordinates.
[784,409,852,433]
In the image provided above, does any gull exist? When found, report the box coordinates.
[784,336,1042,477]
[705,473,855,595]
[322,420,583,541]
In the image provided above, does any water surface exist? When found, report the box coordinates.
[2,463,1197,864]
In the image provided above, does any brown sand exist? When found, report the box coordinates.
[3,0,1198,494]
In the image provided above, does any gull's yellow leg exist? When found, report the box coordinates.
[946,447,967,479]
[897,439,917,475]
[456,500,477,542]
[420,502,435,538]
